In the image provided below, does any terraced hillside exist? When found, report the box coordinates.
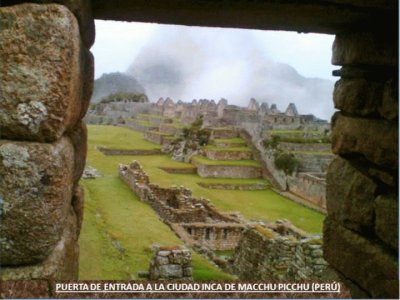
[79,125,325,279]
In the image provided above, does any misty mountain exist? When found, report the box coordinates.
[91,72,146,102]
[126,26,335,119]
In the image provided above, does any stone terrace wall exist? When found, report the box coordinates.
[232,226,334,281]
[195,163,262,179]
[205,149,253,160]
[173,223,244,251]
[280,142,331,152]
[97,147,161,156]
[0,2,94,283]
[287,173,326,210]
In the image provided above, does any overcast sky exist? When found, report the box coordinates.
[91,20,336,119]
[93,20,335,80]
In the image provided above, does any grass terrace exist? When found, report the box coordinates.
[204,145,252,152]
[191,155,260,167]
[80,125,325,279]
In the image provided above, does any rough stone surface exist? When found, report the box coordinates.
[0,137,74,265]
[194,163,262,179]
[149,246,192,280]
[72,185,84,237]
[331,113,397,169]
[323,217,398,299]
[374,194,398,250]
[69,122,87,184]
[0,208,79,280]
[333,78,384,116]
[332,31,397,66]
[326,157,377,232]
[232,224,336,281]
[379,78,398,120]
[0,4,82,142]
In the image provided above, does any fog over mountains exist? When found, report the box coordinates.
[97,25,335,119]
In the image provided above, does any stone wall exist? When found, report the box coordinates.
[324,30,398,299]
[205,149,253,160]
[0,2,94,283]
[194,163,262,179]
[232,224,335,281]
[149,246,192,280]
[119,161,244,250]
[287,173,327,210]
[280,142,331,152]
[173,223,244,251]
[97,147,162,156]
[296,153,333,173]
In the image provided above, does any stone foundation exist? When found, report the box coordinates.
[149,246,192,280]
[232,222,336,281]
[119,161,244,250]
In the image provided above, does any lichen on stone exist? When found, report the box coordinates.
[0,144,30,168]
[16,101,48,133]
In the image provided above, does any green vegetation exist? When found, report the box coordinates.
[273,151,300,175]
[100,92,148,104]
[191,155,260,167]
[182,117,211,146]
[204,145,252,152]
[146,130,173,137]
[88,125,160,150]
[80,125,325,279]
[213,138,246,144]
[265,129,331,144]
[80,125,231,280]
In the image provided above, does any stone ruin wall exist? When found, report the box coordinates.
[149,246,193,280]
[323,31,398,298]
[0,2,94,286]
[118,161,244,250]
[287,173,327,210]
[231,226,334,281]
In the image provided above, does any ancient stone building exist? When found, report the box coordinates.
[0,0,397,298]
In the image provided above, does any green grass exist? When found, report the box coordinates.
[80,125,325,279]
[146,130,173,137]
[205,145,252,152]
[80,125,231,280]
[88,125,160,150]
[126,119,153,127]
[213,138,246,144]
[191,155,260,167]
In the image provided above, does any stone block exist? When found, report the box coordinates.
[0,208,79,280]
[331,113,398,169]
[79,49,95,119]
[333,78,384,116]
[332,31,397,66]
[72,184,84,237]
[0,137,74,265]
[0,4,82,142]
[27,0,95,48]
[326,157,377,231]
[158,264,183,279]
[69,122,87,185]
[379,78,398,120]
[323,217,398,299]
[374,194,398,250]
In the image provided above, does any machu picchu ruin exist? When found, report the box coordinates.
[86,97,332,212]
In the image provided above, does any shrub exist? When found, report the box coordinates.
[273,151,300,175]
[99,92,149,104]
[263,135,281,149]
